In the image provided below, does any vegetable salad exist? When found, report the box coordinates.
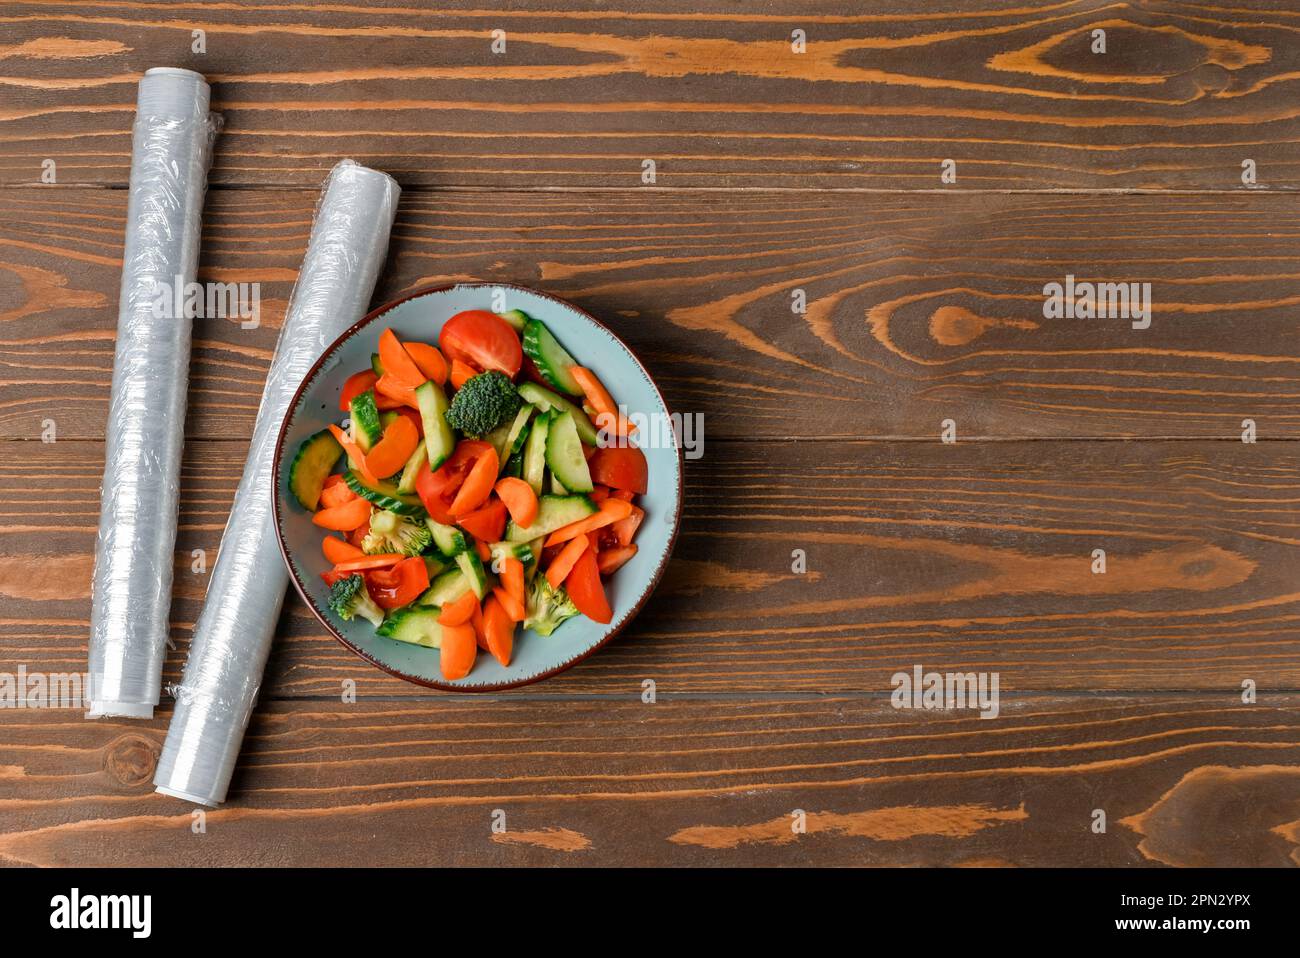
[288,308,649,680]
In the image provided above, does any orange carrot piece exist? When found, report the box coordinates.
[328,424,379,484]
[330,553,405,572]
[450,358,477,391]
[374,373,420,410]
[403,341,448,386]
[544,498,634,546]
[312,497,373,531]
[440,622,477,680]
[501,556,525,605]
[481,593,515,666]
[378,328,427,388]
[437,590,479,627]
[545,534,589,589]
[471,600,489,652]
[494,476,538,528]
[492,585,525,623]
[564,548,612,624]
[571,365,636,435]
[322,535,365,564]
[318,477,357,509]
[448,447,499,516]
[365,414,420,479]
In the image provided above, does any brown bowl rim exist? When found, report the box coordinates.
[272,282,684,692]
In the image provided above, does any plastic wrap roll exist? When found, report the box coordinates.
[154,160,401,805]
[87,68,220,720]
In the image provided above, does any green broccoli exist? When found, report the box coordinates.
[362,509,433,556]
[445,370,522,436]
[327,574,385,627]
[523,575,580,636]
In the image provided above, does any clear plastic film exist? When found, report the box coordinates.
[154,160,401,805]
[87,68,221,720]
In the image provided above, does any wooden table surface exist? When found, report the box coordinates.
[2,1,1299,867]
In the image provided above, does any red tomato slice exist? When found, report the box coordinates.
[564,548,612,624]
[439,310,522,378]
[365,556,429,610]
[339,370,378,412]
[588,445,648,495]
[457,497,507,542]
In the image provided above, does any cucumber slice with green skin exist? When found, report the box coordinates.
[550,473,568,495]
[487,541,535,575]
[418,568,473,608]
[522,319,584,396]
[376,605,443,648]
[288,428,343,509]
[455,549,490,599]
[423,552,450,579]
[498,309,530,333]
[349,389,383,451]
[504,447,524,479]
[522,408,551,495]
[370,353,384,377]
[425,517,468,556]
[516,383,598,445]
[414,380,456,471]
[344,470,426,517]
[506,494,597,541]
[546,411,593,493]
[396,439,427,495]
[524,538,545,580]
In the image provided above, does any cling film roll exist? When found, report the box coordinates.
[153,160,401,805]
[87,68,221,719]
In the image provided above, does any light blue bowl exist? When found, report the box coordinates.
[273,284,683,690]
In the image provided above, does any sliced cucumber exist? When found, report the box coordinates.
[418,567,473,608]
[349,389,383,452]
[288,428,343,510]
[414,380,456,471]
[396,439,427,494]
[344,470,426,517]
[506,494,596,542]
[546,411,594,493]
[376,605,443,648]
[524,538,545,580]
[498,308,530,333]
[522,408,550,495]
[455,549,489,599]
[423,552,450,579]
[522,319,583,396]
[550,473,568,495]
[487,541,535,575]
[516,382,598,445]
[425,517,468,556]
[370,352,384,377]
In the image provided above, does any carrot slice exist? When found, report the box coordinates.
[375,374,420,410]
[501,556,525,606]
[318,476,357,509]
[492,585,525,623]
[450,358,477,391]
[328,424,379,485]
[438,590,479,627]
[365,414,420,479]
[330,553,405,572]
[322,535,365,564]
[448,447,500,516]
[471,600,489,652]
[339,369,379,412]
[403,341,448,386]
[571,365,636,435]
[494,477,538,528]
[481,593,515,666]
[597,544,638,575]
[544,498,634,546]
[564,548,612,624]
[545,534,589,589]
[312,497,373,531]
[379,328,427,388]
[440,622,477,680]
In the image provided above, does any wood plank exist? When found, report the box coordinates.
[3,1,1300,190]
[4,438,1297,694]
[3,188,1299,441]
[1,694,1297,867]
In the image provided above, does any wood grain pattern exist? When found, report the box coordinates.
[2,695,1297,866]
[4,188,1299,441]
[4,439,1297,694]
[2,1,1300,190]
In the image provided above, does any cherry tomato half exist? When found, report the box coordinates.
[438,310,522,378]
[365,556,429,610]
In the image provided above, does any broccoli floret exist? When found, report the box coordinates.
[445,370,522,436]
[524,575,580,636]
[328,574,385,628]
[363,509,433,556]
